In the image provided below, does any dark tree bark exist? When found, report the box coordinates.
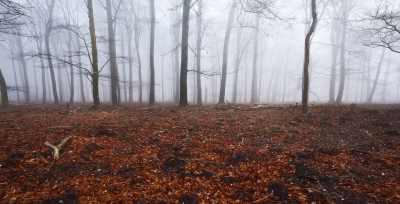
[219,0,238,104]
[87,0,100,109]
[149,0,155,106]
[179,0,191,107]
[196,0,203,105]
[0,69,9,107]
[302,0,317,114]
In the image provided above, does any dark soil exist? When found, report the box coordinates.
[0,103,399,203]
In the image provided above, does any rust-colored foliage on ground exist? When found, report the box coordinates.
[0,103,399,203]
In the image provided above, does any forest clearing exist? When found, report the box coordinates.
[0,103,399,203]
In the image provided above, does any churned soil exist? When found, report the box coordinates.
[0,103,399,203]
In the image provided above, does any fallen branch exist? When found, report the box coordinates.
[253,192,273,203]
[44,135,74,160]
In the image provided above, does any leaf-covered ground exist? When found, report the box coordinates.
[0,103,399,203]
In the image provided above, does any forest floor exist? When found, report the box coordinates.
[0,103,399,204]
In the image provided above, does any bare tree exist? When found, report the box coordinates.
[178,0,190,107]
[302,0,317,114]
[219,0,238,104]
[335,0,359,104]
[149,0,155,105]
[30,0,59,104]
[14,33,30,102]
[250,16,259,104]
[367,47,385,103]
[327,0,342,104]
[86,0,100,109]
[196,0,203,105]
[102,0,123,106]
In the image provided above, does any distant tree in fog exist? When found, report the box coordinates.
[30,0,59,104]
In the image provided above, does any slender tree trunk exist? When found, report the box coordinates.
[302,0,317,114]
[250,17,259,104]
[87,0,100,109]
[75,35,85,102]
[127,29,133,102]
[367,48,385,103]
[105,0,119,106]
[15,36,30,103]
[44,0,59,104]
[120,31,127,102]
[282,36,291,103]
[173,14,181,103]
[335,1,349,104]
[57,61,64,102]
[67,32,74,104]
[196,0,203,105]
[133,7,143,104]
[0,69,9,107]
[11,58,20,102]
[178,0,191,107]
[33,61,38,102]
[381,53,391,102]
[219,0,238,104]
[149,0,156,105]
[328,18,341,104]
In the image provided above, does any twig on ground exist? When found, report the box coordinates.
[44,135,74,160]
[253,192,273,203]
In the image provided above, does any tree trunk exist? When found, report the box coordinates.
[133,6,143,104]
[302,0,317,114]
[75,34,85,102]
[196,0,203,105]
[218,0,238,104]
[0,69,9,107]
[367,48,385,103]
[328,18,341,104]
[11,57,20,102]
[33,61,38,102]
[15,35,30,103]
[67,32,74,104]
[127,28,133,103]
[87,0,100,109]
[120,30,127,102]
[250,17,259,104]
[149,0,156,106]
[105,0,119,106]
[173,11,181,103]
[381,53,391,102]
[335,1,349,104]
[178,0,191,107]
[44,0,59,105]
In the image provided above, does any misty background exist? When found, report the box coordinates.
[0,0,399,105]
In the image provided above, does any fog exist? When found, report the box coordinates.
[0,0,399,106]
